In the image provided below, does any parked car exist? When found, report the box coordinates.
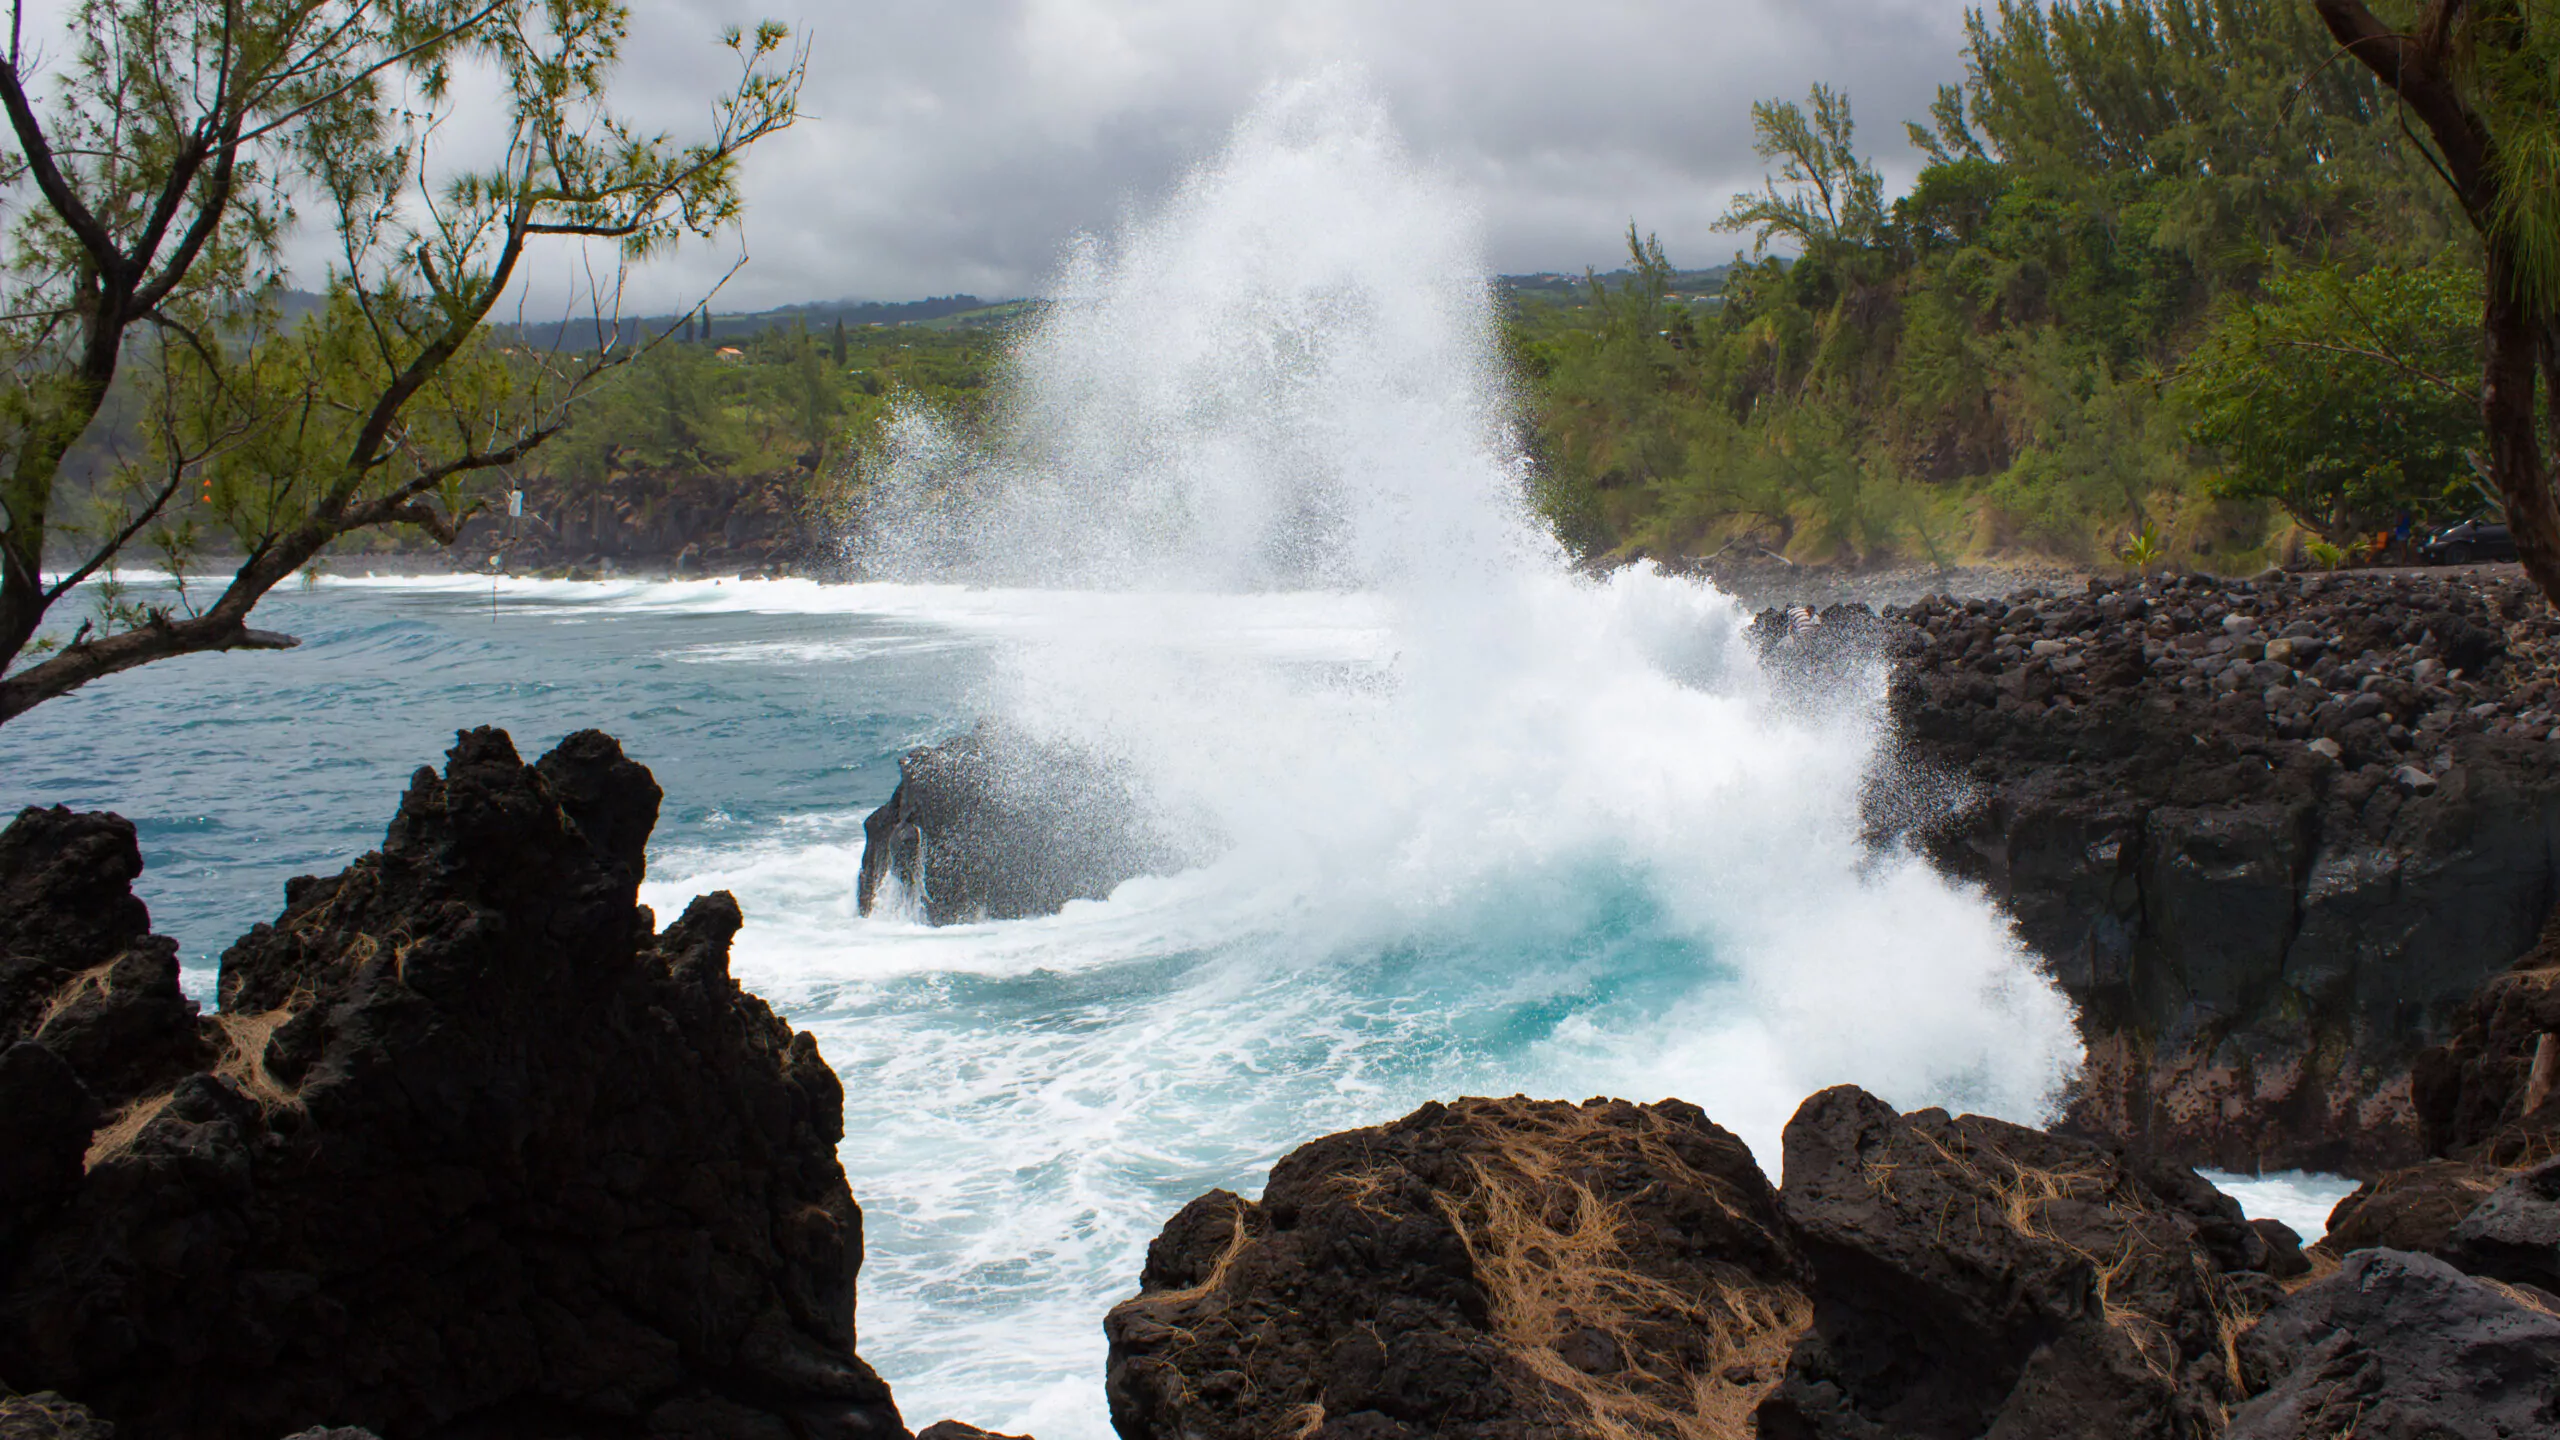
[2423,518,2519,565]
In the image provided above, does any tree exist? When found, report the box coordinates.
[777,321,836,462]
[2173,260,2484,543]
[0,0,803,722]
[1715,84,1883,259]
[2314,0,2560,606]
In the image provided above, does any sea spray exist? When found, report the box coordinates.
[705,71,2085,1437]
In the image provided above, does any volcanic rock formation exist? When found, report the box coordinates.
[0,729,905,1440]
[1105,1095,1807,1439]
[856,721,1188,925]
[1762,1085,2277,1439]
[1105,1088,2325,1440]
[1869,569,2560,1171]
[2231,1248,2560,1440]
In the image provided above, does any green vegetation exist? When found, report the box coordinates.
[1515,0,2476,572]
[536,315,1006,490]
[2173,260,2485,545]
[0,0,802,724]
[2310,1,2560,606]
[16,0,2556,730]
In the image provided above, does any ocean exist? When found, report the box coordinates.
[0,71,2347,1436]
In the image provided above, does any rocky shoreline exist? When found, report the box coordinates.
[10,561,2560,1435]
[851,562,2560,1178]
[1855,567,2560,1174]
[0,732,924,1439]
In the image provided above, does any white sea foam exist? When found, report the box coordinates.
[2204,1170,2361,1244]
[636,70,2086,1438]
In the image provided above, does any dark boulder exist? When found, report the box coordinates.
[913,1425,1031,1440]
[2411,912,2560,1164]
[2249,1219,2312,1280]
[2231,1248,2560,1439]
[2441,1156,2560,1292]
[0,729,905,1440]
[857,722,1189,925]
[1103,1095,1807,1440]
[0,807,211,1108]
[2316,1158,2503,1257]
[1761,1084,2272,1440]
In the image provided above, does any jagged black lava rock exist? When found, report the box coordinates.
[1761,1084,2270,1440]
[0,729,904,1440]
[1105,1095,1806,1440]
[1106,1086,2298,1440]
[1860,569,2560,1170]
[2440,1156,2560,1292]
[0,808,210,1111]
[857,721,1187,925]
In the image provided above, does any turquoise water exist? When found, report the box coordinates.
[0,573,2354,1435]
[1,576,974,984]
[0,572,2061,1435]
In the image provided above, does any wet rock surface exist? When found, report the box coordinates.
[1862,569,2560,1172]
[857,722,1189,925]
[0,730,906,1440]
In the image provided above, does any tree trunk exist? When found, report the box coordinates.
[2316,0,2560,608]
[2485,251,2560,603]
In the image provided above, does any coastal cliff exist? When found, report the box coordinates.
[1865,569,2560,1172]
[445,468,833,578]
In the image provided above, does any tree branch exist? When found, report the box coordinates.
[0,58,124,277]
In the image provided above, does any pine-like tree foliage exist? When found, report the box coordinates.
[1514,0,2472,571]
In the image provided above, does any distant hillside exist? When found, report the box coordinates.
[489,266,1729,352]
[1499,265,1729,307]
[251,268,1720,358]
[498,293,1024,353]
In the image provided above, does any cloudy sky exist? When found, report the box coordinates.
[14,0,1980,312]
[539,0,1973,312]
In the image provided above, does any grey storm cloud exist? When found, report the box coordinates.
[13,0,1983,311]
[578,0,1982,311]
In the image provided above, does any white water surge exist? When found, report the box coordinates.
[640,73,2084,1436]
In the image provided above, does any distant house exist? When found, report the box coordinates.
[714,346,745,362]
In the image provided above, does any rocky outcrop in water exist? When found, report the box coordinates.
[0,729,907,1439]
[857,723,1188,925]
[1106,1087,2312,1440]
[1868,569,2560,1172]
